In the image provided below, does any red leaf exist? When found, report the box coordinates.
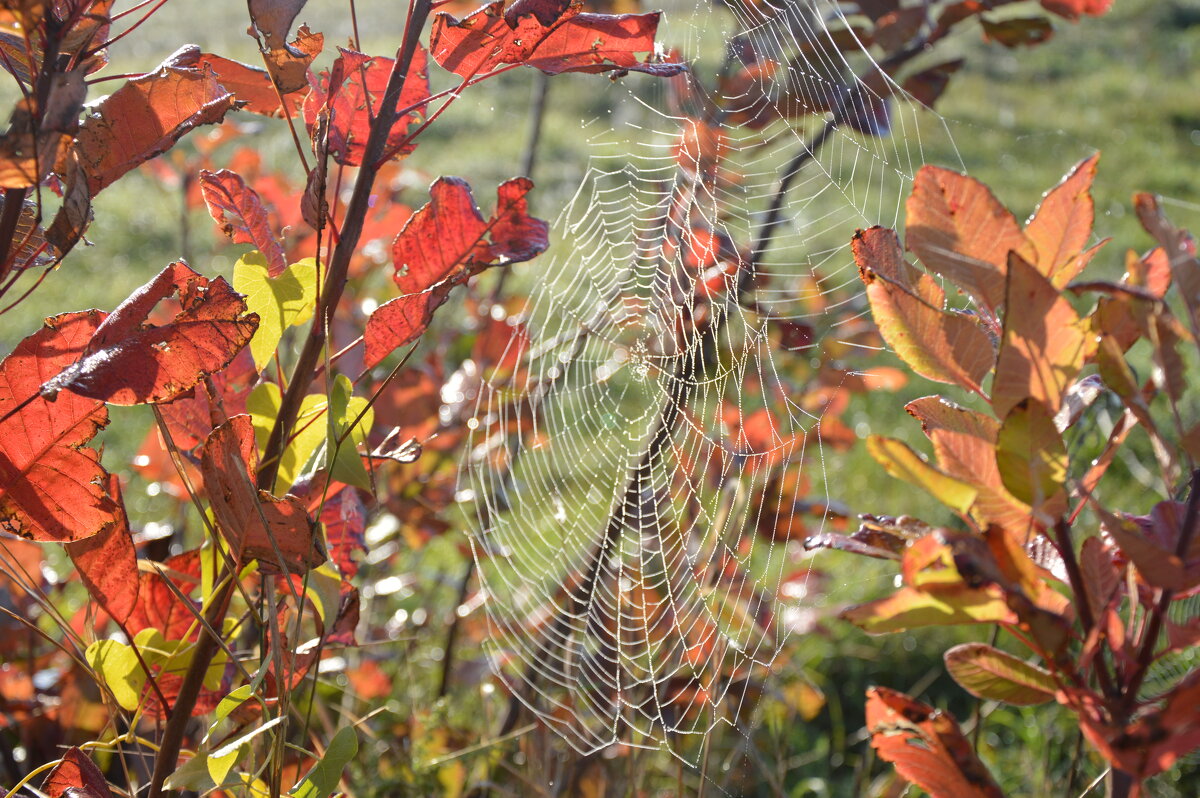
[201,415,324,574]
[302,46,431,167]
[200,168,287,276]
[1040,0,1113,21]
[195,28,323,114]
[39,261,259,405]
[363,287,453,371]
[906,165,1030,311]
[1101,501,1200,591]
[194,51,301,116]
[473,315,531,382]
[901,59,963,108]
[0,311,119,542]
[126,550,203,642]
[42,747,114,798]
[65,475,138,623]
[393,176,548,294]
[1063,672,1200,780]
[431,1,685,78]
[157,347,258,451]
[866,687,1005,798]
[364,177,548,369]
[318,486,367,580]
[75,46,236,195]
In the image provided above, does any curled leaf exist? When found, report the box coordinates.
[202,415,324,574]
[200,170,287,275]
[431,1,686,77]
[40,261,259,405]
[75,46,236,195]
[866,435,978,516]
[302,46,431,166]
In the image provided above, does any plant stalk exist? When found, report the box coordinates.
[258,0,433,491]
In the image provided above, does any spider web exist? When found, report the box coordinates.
[460,0,958,759]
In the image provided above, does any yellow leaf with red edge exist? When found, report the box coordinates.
[841,586,1015,633]
[996,398,1068,517]
[905,396,1030,529]
[858,231,995,392]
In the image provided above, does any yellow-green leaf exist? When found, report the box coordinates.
[85,639,145,711]
[324,374,373,491]
[233,253,318,371]
[841,586,1015,633]
[291,724,357,798]
[248,383,327,490]
[207,716,285,787]
[996,399,1067,515]
[867,435,978,515]
[944,642,1057,705]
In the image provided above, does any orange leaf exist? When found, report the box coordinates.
[905,396,1029,528]
[1024,153,1099,285]
[75,47,236,195]
[856,228,994,392]
[992,253,1092,419]
[906,165,1030,311]
[865,687,1006,798]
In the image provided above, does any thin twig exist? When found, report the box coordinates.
[521,72,551,180]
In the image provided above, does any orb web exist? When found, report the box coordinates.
[460,0,958,758]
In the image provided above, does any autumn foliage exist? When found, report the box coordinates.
[815,159,1200,796]
[1,0,1188,796]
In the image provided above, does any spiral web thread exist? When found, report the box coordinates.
[460,0,958,759]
